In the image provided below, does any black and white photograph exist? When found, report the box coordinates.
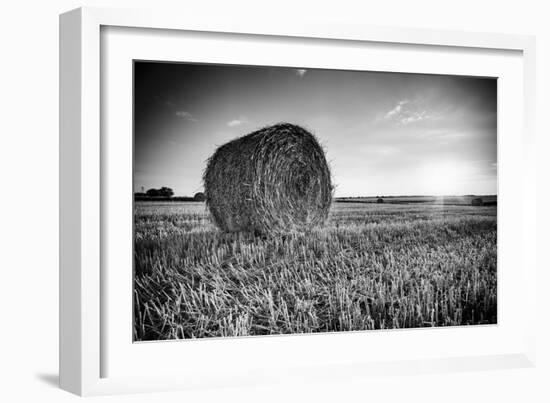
[133,61,497,341]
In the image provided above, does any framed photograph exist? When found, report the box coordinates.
[60,7,537,396]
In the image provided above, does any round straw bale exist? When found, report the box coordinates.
[203,123,332,234]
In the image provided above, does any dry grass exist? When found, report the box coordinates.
[133,201,497,341]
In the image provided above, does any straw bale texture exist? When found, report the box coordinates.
[203,123,332,234]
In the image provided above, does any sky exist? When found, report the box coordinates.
[134,61,497,197]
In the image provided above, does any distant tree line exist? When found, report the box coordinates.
[471,197,497,207]
[134,187,206,202]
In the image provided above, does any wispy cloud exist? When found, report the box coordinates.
[400,110,429,125]
[385,100,409,119]
[175,110,197,122]
[227,117,249,127]
[383,100,431,125]
[295,69,307,77]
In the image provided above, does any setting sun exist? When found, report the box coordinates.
[419,162,465,195]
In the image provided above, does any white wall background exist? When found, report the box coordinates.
[0,0,548,402]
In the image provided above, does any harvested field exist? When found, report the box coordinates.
[134,201,497,341]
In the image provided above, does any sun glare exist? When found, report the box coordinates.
[420,162,463,196]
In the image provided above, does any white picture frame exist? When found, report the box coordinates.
[59,6,537,396]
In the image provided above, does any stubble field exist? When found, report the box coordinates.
[134,199,497,341]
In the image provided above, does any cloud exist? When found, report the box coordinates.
[400,110,429,125]
[384,100,409,119]
[227,117,248,127]
[174,111,197,122]
[295,69,307,77]
[383,100,430,125]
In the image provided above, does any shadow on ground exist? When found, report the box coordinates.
[35,373,59,387]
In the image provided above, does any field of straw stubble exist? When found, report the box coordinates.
[134,200,497,341]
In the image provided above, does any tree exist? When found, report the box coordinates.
[471,197,483,206]
[145,187,174,198]
[159,187,174,198]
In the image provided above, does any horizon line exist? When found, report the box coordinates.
[135,191,497,198]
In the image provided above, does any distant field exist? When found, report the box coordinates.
[134,200,497,341]
[336,195,497,205]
